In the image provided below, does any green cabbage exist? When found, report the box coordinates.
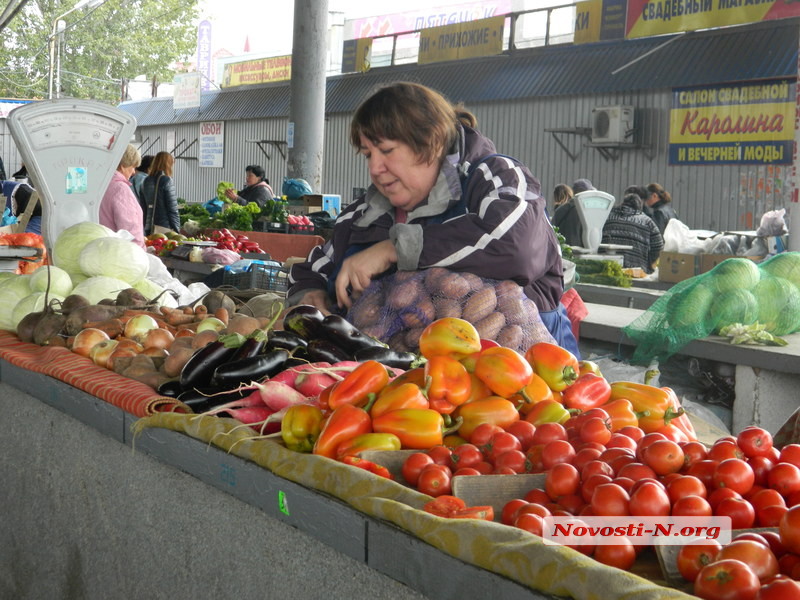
[752,276,800,335]
[52,222,113,274]
[709,288,758,333]
[71,276,131,305]
[0,275,33,330]
[667,283,714,329]
[29,266,74,297]
[706,257,761,293]
[78,237,149,285]
[133,277,178,308]
[760,252,800,290]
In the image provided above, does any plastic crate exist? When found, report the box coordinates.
[221,261,287,291]
[253,221,289,233]
[289,223,316,235]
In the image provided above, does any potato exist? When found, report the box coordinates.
[432,297,462,319]
[424,267,451,289]
[351,291,385,329]
[496,324,524,351]
[460,272,484,294]
[400,297,435,328]
[462,287,497,323]
[436,272,471,300]
[224,314,261,337]
[403,327,426,352]
[474,312,505,341]
[387,278,423,310]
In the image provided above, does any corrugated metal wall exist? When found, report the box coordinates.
[0,120,25,180]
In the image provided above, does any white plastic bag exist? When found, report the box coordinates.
[756,208,788,236]
[662,219,709,254]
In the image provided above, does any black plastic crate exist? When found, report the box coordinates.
[221,262,287,291]
[289,223,316,235]
[253,221,289,233]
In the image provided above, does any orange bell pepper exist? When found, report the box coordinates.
[382,367,426,392]
[601,398,640,432]
[523,398,571,425]
[335,432,402,460]
[312,403,373,459]
[663,386,698,442]
[372,408,460,449]
[465,372,493,404]
[561,373,612,411]
[473,346,533,398]
[418,317,482,359]
[524,342,579,392]
[608,380,672,417]
[513,372,554,413]
[456,396,520,440]
[578,360,603,377]
[341,456,393,479]
[424,355,471,415]
[370,382,429,419]
[325,360,390,410]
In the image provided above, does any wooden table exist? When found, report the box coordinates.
[229,230,324,262]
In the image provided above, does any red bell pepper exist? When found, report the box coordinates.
[424,355,471,415]
[372,408,460,449]
[370,382,429,419]
[561,373,612,411]
[473,346,533,398]
[325,360,390,410]
[312,403,373,459]
[341,456,393,479]
[662,386,698,442]
[455,396,520,440]
[524,342,579,392]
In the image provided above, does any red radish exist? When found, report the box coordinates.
[217,406,277,433]
[249,380,311,412]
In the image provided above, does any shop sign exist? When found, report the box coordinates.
[222,56,291,88]
[173,73,201,110]
[418,16,504,65]
[574,0,626,44]
[669,79,794,166]
[199,121,224,169]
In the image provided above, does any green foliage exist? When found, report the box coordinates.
[573,258,632,287]
[0,0,199,102]
[214,204,253,231]
[217,181,236,202]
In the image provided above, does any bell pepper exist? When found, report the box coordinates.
[325,360,390,410]
[382,366,426,392]
[578,360,603,377]
[341,456,393,479]
[473,346,533,398]
[659,386,698,441]
[455,396,520,440]
[280,404,325,453]
[312,403,373,459]
[465,372,492,404]
[524,342,579,392]
[424,355,471,415]
[335,432,402,460]
[370,383,429,419]
[601,398,640,432]
[443,434,469,447]
[418,317,482,359]
[561,373,612,411]
[608,380,673,418]
[512,372,554,413]
[372,408,460,449]
[523,398,571,425]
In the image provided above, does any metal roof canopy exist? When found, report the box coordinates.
[120,18,799,127]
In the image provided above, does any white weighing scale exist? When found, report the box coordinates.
[570,190,631,261]
[6,99,138,255]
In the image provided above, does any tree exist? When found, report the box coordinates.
[0,0,199,103]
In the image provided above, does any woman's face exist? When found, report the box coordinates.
[245,170,260,186]
[358,135,439,212]
[120,165,136,179]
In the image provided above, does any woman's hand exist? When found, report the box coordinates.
[335,240,397,310]
[296,289,333,315]
[224,188,238,201]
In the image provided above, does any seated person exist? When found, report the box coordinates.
[601,193,663,273]
[552,178,595,247]
[224,165,274,209]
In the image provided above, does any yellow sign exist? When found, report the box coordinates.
[668,80,794,165]
[418,16,504,65]
[341,38,372,73]
[627,0,800,39]
[574,0,602,44]
[222,55,292,88]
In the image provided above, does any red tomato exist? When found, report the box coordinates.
[676,540,722,582]
[524,488,551,505]
[485,431,522,464]
[541,439,576,469]
[642,439,686,476]
[629,480,671,516]
[617,425,645,443]
[707,487,743,511]
[681,440,710,468]
[401,452,434,486]
[513,512,544,536]
[427,445,453,467]
[501,498,528,525]
[590,482,630,516]
[494,449,529,474]
[756,577,800,600]
[612,476,635,495]
[672,495,713,517]
[759,505,789,528]
[667,475,708,503]
[635,432,667,461]
[780,444,800,468]
[449,443,483,471]
[556,493,585,515]
[788,490,800,507]
[493,466,517,475]
[749,456,776,487]
[453,467,481,477]
[616,462,658,483]
[769,463,800,497]
[608,453,637,476]
[713,458,756,496]
[593,538,637,570]
[469,423,504,447]
[581,459,615,481]
[531,422,568,446]
[737,426,774,459]
[417,464,452,497]
[687,459,722,491]
[605,432,638,453]
[750,488,787,512]
[504,420,537,452]
[579,417,612,445]
[694,559,760,600]
[474,461,494,475]
[733,532,770,547]
[708,439,745,462]
[759,531,787,559]
[581,473,613,503]
[779,505,800,554]
[516,502,552,519]
[572,447,603,473]
[716,497,756,530]
[717,539,779,582]
[779,553,800,576]
[545,463,580,499]
[525,444,546,473]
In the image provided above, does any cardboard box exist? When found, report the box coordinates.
[698,254,764,274]
[658,252,698,283]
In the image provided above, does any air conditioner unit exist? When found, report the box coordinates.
[591,105,634,144]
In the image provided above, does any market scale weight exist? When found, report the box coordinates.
[7,99,137,255]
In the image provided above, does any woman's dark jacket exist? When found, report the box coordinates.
[141,171,180,233]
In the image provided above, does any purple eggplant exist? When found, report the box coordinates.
[179,333,245,391]
[319,314,386,354]
[210,349,290,389]
[282,304,325,340]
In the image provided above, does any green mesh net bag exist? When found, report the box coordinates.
[622,252,800,364]
[345,267,556,354]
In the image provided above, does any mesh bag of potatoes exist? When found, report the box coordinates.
[345,267,556,354]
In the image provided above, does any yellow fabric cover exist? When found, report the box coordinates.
[133,413,695,600]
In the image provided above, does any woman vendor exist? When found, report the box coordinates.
[287,81,578,356]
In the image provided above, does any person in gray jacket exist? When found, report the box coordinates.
[288,81,578,355]
[141,151,180,234]
[601,193,663,273]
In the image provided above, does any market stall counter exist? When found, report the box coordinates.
[0,334,694,600]
[229,229,324,262]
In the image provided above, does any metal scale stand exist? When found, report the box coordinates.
[569,190,632,261]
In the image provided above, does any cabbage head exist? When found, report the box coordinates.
[52,222,113,274]
[133,277,178,308]
[752,276,800,335]
[706,257,760,293]
[29,265,73,297]
[71,276,131,305]
[78,237,149,285]
[0,275,33,330]
[11,291,65,331]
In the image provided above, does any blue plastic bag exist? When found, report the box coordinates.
[1,207,17,226]
[203,198,225,215]
[282,178,313,200]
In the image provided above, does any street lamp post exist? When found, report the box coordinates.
[47,0,106,99]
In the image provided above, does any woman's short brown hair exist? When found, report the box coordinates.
[149,151,174,177]
[349,81,475,165]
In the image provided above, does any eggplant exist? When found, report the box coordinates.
[179,333,244,391]
[266,329,308,353]
[319,314,387,354]
[156,379,185,398]
[282,304,325,340]
[353,346,420,370]
[177,387,248,414]
[306,339,352,363]
[230,329,268,361]
[210,349,290,389]
[283,356,311,369]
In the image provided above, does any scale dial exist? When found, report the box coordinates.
[25,110,123,151]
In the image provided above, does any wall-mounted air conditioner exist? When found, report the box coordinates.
[591,105,634,144]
